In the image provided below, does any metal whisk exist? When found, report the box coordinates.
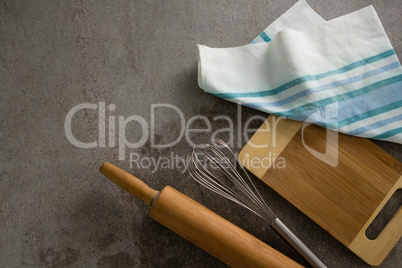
[189,138,326,268]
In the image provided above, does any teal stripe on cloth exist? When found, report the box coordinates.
[372,127,402,139]
[274,74,402,119]
[331,100,402,129]
[213,49,396,99]
[347,114,402,135]
[287,77,402,125]
[245,61,400,109]
[259,31,271,42]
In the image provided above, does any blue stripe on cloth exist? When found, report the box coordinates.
[213,49,396,99]
[274,74,402,119]
[287,78,402,123]
[259,31,271,42]
[347,114,402,136]
[372,127,402,139]
[245,61,401,109]
[328,100,402,129]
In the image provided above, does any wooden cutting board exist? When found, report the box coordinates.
[239,115,402,266]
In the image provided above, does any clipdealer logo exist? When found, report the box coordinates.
[64,102,339,170]
[64,102,272,160]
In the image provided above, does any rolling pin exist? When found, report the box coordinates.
[100,162,302,267]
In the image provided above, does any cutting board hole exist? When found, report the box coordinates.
[365,189,401,240]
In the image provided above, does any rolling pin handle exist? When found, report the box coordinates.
[100,162,160,206]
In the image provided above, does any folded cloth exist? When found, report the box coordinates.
[198,5,402,143]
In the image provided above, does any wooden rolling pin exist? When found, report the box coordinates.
[100,162,302,267]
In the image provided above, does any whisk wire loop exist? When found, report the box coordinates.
[189,138,276,224]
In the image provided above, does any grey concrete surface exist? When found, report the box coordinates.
[0,0,401,267]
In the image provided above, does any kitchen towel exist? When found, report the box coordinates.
[198,3,402,143]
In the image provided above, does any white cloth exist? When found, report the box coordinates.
[197,5,402,143]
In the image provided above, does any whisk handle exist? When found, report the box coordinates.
[100,162,159,206]
[272,219,327,268]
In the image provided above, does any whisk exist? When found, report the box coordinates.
[189,138,327,268]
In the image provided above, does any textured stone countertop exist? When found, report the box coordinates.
[1,0,401,267]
